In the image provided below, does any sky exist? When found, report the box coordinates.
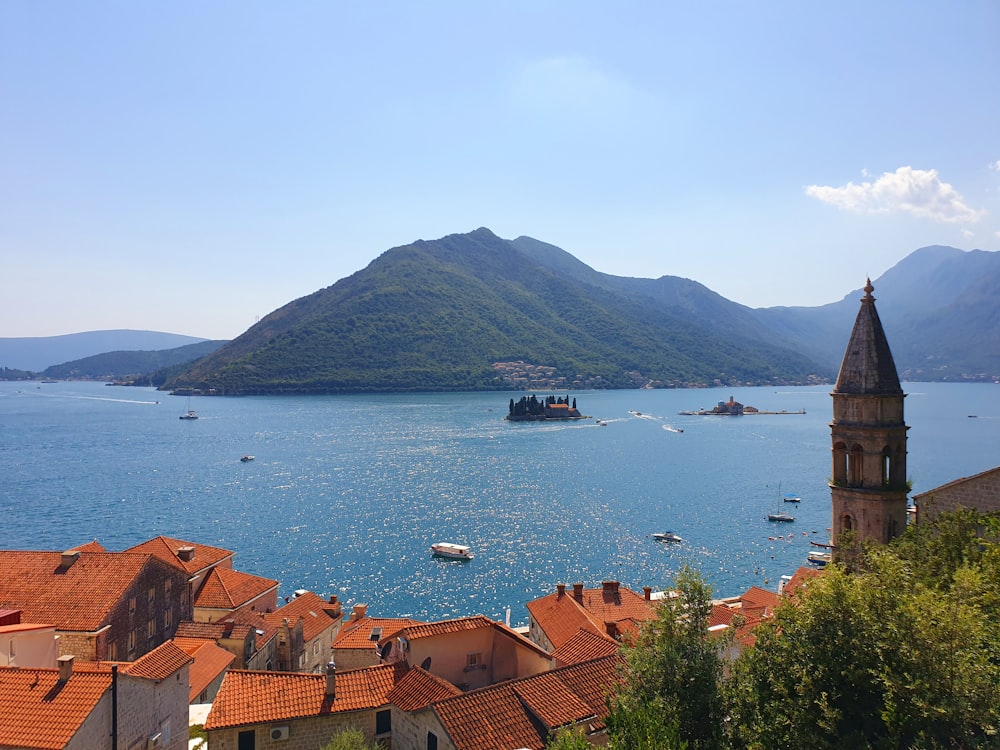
[2,2,999,341]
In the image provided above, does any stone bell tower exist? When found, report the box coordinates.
[830,279,908,546]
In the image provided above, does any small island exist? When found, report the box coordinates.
[679,395,806,416]
[506,394,590,421]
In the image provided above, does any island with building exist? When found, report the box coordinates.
[679,394,806,416]
[505,394,590,421]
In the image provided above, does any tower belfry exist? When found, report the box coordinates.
[830,279,908,546]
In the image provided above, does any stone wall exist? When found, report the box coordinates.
[915,466,1000,520]
[390,707,455,750]
[207,710,377,750]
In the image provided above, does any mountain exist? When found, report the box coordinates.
[0,330,210,372]
[166,228,829,394]
[40,340,228,382]
[753,246,1000,379]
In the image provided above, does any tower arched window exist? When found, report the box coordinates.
[832,442,847,484]
[848,445,864,486]
[881,446,892,487]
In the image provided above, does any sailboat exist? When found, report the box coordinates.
[767,482,795,522]
[179,396,198,420]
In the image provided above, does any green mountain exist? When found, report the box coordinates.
[166,228,829,394]
[41,340,228,383]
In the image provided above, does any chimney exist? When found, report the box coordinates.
[59,550,81,569]
[556,583,566,598]
[352,603,368,621]
[57,654,74,682]
[325,661,337,697]
[177,546,195,562]
[572,583,584,600]
[644,586,652,601]
[602,581,619,595]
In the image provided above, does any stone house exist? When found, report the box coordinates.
[264,590,345,673]
[0,547,192,662]
[0,641,191,750]
[192,565,279,623]
[204,662,405,749]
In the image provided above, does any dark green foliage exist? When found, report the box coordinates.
[167,229,828,394]
[607,567,724,750]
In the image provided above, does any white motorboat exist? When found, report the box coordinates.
[652,531,683,543]
[431,542,473,560]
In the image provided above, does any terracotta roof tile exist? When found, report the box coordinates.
[72,540,107,553]
[333,617,423,650]
[386,666,462,711]
[528,584,654,650]
[385,616,552,660]
[194,566,278,610]
[123,641,192,681]
[0,550,160,632]
[264,591,342,642]
[431,655,620,750]
[125,535,234,576]
[205,663,404,729]
[741,586,781,611]
[784,566,823,597]
[181,641,237,702]
[551,628,620,666]
[0,666,112,749]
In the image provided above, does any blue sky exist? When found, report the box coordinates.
[2,1,998,340]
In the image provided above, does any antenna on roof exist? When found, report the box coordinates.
[420,656,432,670]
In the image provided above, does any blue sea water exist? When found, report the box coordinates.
[2,381,998,624]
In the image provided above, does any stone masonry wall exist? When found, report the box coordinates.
[915,467,1000,521]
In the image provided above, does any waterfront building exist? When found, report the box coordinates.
[829,279,909,546]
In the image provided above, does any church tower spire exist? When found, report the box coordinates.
[830,279,908,546]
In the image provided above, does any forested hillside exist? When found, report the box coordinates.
[167,228,828,394]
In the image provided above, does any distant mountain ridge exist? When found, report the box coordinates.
[0,330,209,372]
[4,234,997,390]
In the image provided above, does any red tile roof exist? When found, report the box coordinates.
[385,666,462,711]
[0,550,163,631]
[783,566,823,597]
[194,566,278,610]
[123,641,192,681]
[333,617,423,650]
[173,639,237,702]
[0,666,111,749]
[551,628,620,666]
[125,535,234,576]
[264,591,342,642]
[527,583,654,650]
[205,663,404,729]
[431,656,620,750]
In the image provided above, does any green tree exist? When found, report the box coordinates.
[606,567,723,750]
[545,726,594,749]
[321,727,385,750]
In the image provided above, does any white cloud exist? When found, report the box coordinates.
[805,166,985,224]
[962,228,974,239]
[990,160,1000,172]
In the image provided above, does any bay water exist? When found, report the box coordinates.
[2,381,998,624]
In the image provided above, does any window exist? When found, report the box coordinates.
[165,578,172,595]
[375,709,391,735]
[237,730,256,750]
[148,586,155,605]
[128,596,136,613]
[107,641,117,661]
[128,629,137,655]
[427,732,438,750]
[313,642,320,656]
[465,652,483,670]
[147,619,156,640]
[164,608,172,631]
[8,639,14,661]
